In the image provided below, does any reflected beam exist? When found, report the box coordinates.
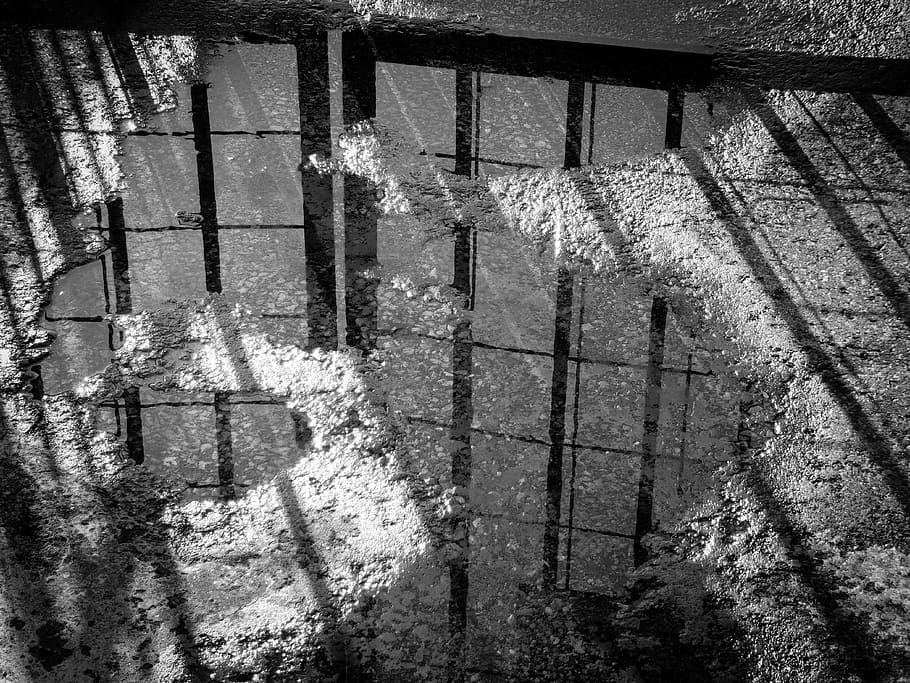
[665,87,685,149]
[341,31,378,351]
[448,65,477,681]
[448,320,472,683]
[215,391,235,500]
[452,68,474,298]
[297,33,338,349]
[541,83,585,587]
[542,268,574,587]
[564,80,585,169]
[633,296,667,566]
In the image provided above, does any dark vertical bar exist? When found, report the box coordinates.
[676,351,694,495]
[341,31,376,123]
[564,80,586,170]
[736,397,753,456]
[664,87,685,150]
[107,197,132,314]
[342,31,378,351]
[297,35,338,350]
[451,322,473,491]
[563,278,586,591]
[473,72,482,178]
[587,84,597,165]
[122,389,144,464]
[291,410,312,448]
[191,82,222,294]
[453,227,471,299]
[107,197,145,464]
[541,82,584,587]
[452,68,474,301]
[28,365,44,400]
[215,392,235,500]
[99,253,112,315]
[542,268,574,587]
[448,320,472,683]
[449,64,476,680]
[455,68,474,177]
[100,254,118,351]
[469,229,478,312]
[633,296,667,566]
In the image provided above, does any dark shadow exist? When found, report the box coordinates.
[562,276,585,590]
[0,391,212,680]
[448,320,472,683]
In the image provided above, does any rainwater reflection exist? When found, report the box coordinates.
[36,30,742,680]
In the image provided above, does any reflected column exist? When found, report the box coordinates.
[452,69,474,298]
[633,104,679,564]
[541,81,584,588]
[215,393,235,500]
[448,67,476,683]
[297,33,338,350]
[633,296,667,566]
[107,197,145,464]
[191,81,222,294]
[542,269,574,587]
[341,30,378,352]
[664,87,685,150]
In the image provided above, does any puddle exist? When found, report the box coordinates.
[33,35,744,680]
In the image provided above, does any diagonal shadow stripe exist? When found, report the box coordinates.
[680,150,910,521]
[747,90,910,333]
[852,93,910,177]
[275,470,361,680]
[679,149,906,679]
